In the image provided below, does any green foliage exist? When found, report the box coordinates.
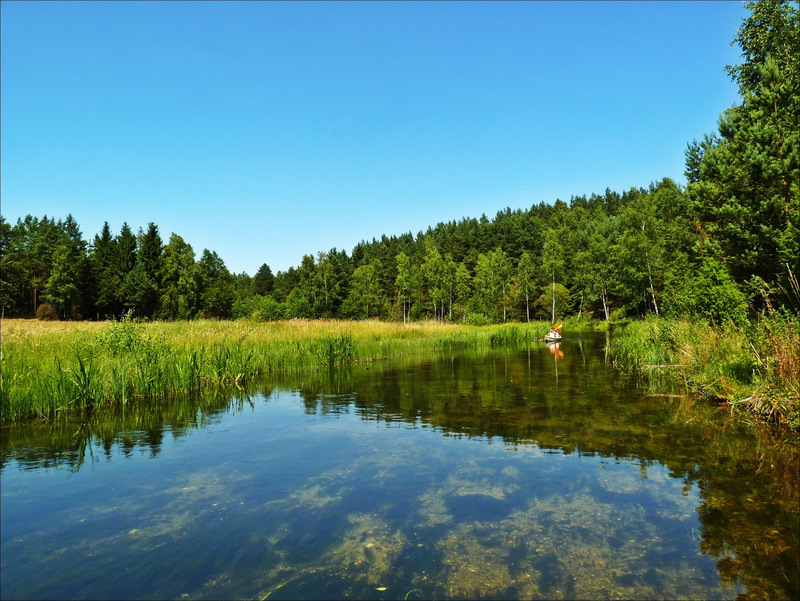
[465,312,492,326]
[345,263,381,319]
[725,0,799,98]
[474,247,513,322]
[395,251,415,323]
[515,251,535,322]
[94,310,165,356]
[534,283,571,322]
[252,263,275,296]
[313,251,348,318]
[454,263,471,323]
[44,245,80,318]
[159,234,198,320]
[686,0,799,307]
[285,288,314,319]
[251,295,285,321]
[121,263,159,317]
[673,256,749,327]
[421,239,446,319]
[607,316,798,428]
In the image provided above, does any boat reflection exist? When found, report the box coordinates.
[546,340,564,359]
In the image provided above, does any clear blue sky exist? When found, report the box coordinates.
[1,1,748,275]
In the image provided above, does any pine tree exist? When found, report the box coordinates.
[686,0,799,308]
[252,263,275,296]
[92,222,117,319]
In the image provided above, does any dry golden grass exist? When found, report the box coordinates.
[0,317,461,347]
[2,318,105,338]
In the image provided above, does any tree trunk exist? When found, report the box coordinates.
[526,290,529,323]
[645,250,659,317]
[551,274,556,324]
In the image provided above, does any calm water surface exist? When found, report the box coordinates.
[2,334,798,600]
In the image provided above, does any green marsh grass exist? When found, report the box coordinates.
[0,317,553,422]
[606,316,799,428]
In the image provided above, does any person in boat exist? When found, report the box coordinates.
[546,323,562,339]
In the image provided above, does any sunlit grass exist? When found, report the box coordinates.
[0,317,553,422]
[606,316,799,429]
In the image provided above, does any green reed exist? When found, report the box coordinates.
[606,316,799,428]
[1,318,556,422]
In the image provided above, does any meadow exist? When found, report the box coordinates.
[2,314,797,429]
[0,316,554,422]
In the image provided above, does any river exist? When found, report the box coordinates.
[1,333,797,600]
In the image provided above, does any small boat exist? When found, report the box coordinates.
[544,323,563,342]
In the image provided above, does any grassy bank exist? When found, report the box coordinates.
[0,317,553,422]
[605,315,800,429]
[5,314,796,428]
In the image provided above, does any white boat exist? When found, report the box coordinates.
[544,333,562,342]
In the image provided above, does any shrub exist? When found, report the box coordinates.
[465,312,492,326]
[36,302,60,321]
[251,296,284,321]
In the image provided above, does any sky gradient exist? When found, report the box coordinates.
[1,1,749,275]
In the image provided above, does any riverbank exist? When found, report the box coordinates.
[1,317,555,422]
[3,315,797,429]
[605,315,799,429]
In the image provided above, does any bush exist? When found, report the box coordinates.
[231,297,255,320]
[609,308,627,322]
[36,302,60,321]
[465,312,492,326]
[252,296,284,321]
[284,289,314,319]
[678,256,748,327]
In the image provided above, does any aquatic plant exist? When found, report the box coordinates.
[0,318,550,422]
[606,316,799,428]
[314,333,356,366]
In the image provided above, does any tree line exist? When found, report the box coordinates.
[1,0,797,325]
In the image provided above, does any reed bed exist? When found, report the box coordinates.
[606,316,800,429]
[0,317,551,422]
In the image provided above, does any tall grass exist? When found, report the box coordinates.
[0,317,552,422]
[606,315,799,429]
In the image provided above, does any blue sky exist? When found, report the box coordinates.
[1,1,748,275]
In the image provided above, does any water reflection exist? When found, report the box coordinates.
[1,335,798,600]
[1,387,265,472]
[546,340,563,359]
